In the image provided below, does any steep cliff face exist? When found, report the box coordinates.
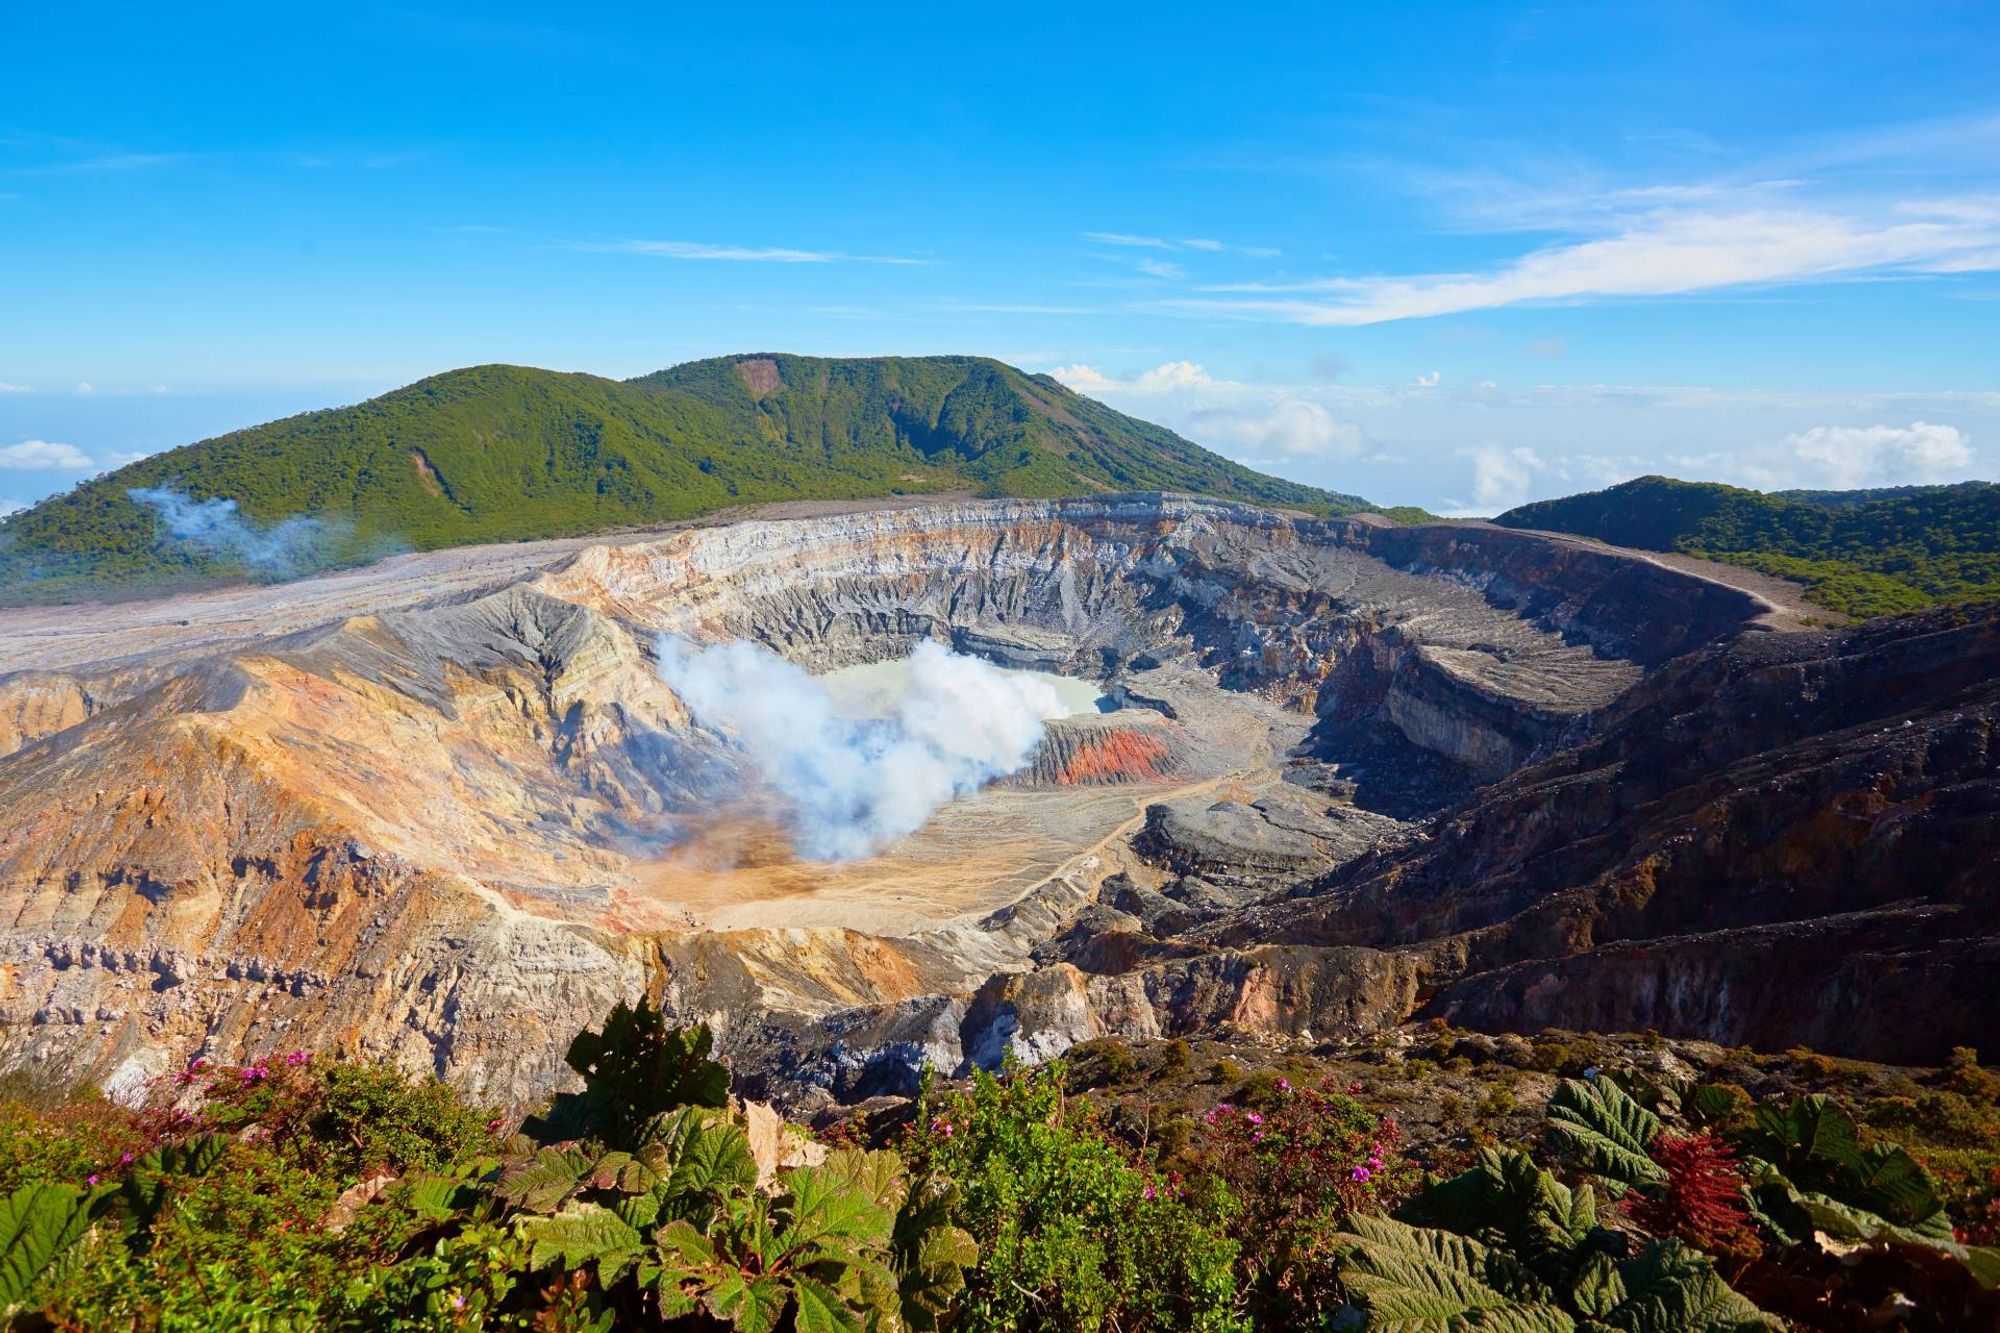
[1219,603,2000,1065]
[0,494,1784,1105]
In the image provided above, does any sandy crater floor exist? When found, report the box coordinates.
[613,666,1314,937]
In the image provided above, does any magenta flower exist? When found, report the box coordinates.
[1143,1183,1156,1200]
[1277,1078,1291,1093]
[120,1152,134,1164]
[85,1174,99,1186]
[283,1050,310,1066]
[1351,1166,1372,1182]
[1244,1111,1263,1125]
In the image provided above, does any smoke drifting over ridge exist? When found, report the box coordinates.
[655,635,1070,861]
[128,486,335,576]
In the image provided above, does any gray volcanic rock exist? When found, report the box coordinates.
[1215,601,2000,1066]
[1134,784,1406,888]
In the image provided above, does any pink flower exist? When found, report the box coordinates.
[120,1152,134,1164]
[1277,1078,1290,1093]
[1142,1184,1156,1200]
[1351,1166,1371,1182]
[451,1294,466,1311]
[284,1050,310,1066]
[1245,1111,1263,1125]
[85,1174,99,1186]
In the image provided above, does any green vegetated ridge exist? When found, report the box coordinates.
[0,354,1390,604]
[1495,475,2000,619]
[6,1005,2000,1329]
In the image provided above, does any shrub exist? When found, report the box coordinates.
[907,1062,1243,1332]
[1946,1047,2000,1102]
[1193,1077,1415,1326]
[1628,1132,1760,1259]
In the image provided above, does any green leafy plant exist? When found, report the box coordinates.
[529,1000,731,1148]
[1352,1150,1778,1331]
[0,1181,97,1315]
[1544,1077,1667,1193]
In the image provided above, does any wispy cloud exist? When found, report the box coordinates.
[1082,231,1280,258]
[570,238,938,265]
[0,383,30,394]
[6,151,194,177]
[0,440,93,470]
[1174,201,2000,325]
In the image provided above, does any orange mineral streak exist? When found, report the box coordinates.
[1056,730,1174,785]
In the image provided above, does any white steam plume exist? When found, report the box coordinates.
[128,486,329,575]
[656,636,1069,861]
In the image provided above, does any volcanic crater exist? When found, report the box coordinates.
[6,491,1989,1113]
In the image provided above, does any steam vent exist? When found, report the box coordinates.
[1,493,1994,1113]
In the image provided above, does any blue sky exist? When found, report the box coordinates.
[2,2,1997,514]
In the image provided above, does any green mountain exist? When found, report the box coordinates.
[0,354,1395,603]
[1495,474,2000,618]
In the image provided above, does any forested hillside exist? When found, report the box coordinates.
[0,355,1386,603]
[1496,475,2000,618]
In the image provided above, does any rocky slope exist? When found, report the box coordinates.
[6,491,1957,1112]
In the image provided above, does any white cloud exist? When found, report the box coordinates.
[74,381,94,395]
[1783,421,1973,488]
[0,383,30,394]
[1052,361,1215,394]
[0,499,24,518]
[1134,360,1211,391]
[1458,444,1545,512]
[576,239,935,265]
[1048,364,1117,392]
[1177,202,2000,325]
[1411,370,1441,388]
[0,440,93,470]
[1190,398,1366,460]
[1135,257,1185,281]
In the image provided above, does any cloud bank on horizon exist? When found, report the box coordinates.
[1049,362,1994,515]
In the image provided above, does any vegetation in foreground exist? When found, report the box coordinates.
[1495,475,2000,618]
[0,355,1404,604]
[3,1007,1998,1329]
